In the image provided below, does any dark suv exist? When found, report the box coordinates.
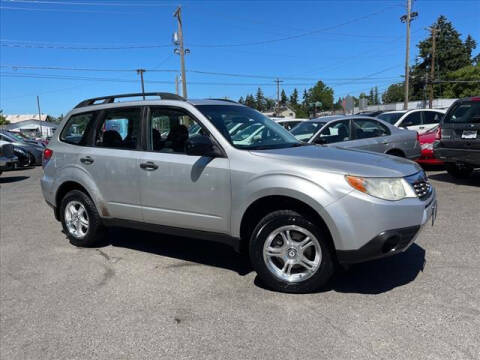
[434,97,480,178]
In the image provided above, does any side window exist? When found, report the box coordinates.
[423,111,443,125]
[352,119,390,139]
[317,120,351,144]
[402,112,421,126]
[149,108,206,153]
[95,107,142,150]
[60,112,96,145]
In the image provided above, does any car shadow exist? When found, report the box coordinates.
[428,170,479,186]
[254,244,426,295]
[103,227,253,276]
[0,175,30,184]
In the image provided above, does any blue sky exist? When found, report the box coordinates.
[1,0,479,116]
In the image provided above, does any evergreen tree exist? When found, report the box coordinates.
[374,86,379,105]
[238,96,245,104]
[280,89,288,105]
[255,87,266,111]
[244,94,256,108]
[411,16,476,99]
[368,88,375,105]
[290,88,299,106]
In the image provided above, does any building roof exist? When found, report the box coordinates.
[4,119,57,130]
[5,114,49,123]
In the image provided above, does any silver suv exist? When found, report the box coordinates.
[41,93,437,293]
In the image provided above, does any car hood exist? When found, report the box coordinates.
[250,145,422,178]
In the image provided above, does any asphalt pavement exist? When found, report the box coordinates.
[1,167,479,359]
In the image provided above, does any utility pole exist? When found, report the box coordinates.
[400,0,418,110]
[428,26,438,109]
[136,69,146,99]
[173,6,189,99]
[274,78,283,108]
[175,75,179,95]
[36,95,42,121]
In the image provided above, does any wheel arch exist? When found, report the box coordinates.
[238,195,335,254]
[386,148,406,157]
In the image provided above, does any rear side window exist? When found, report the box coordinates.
[95,107,142,150]
[352,119,390,139]
[60,112,95,145]
[444,102,480,123]
[402,112,421,126]
[423,111,443,124]
[317,120,351,144]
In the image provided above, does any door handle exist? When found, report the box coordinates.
[80,156,94,164]
[140,161,158,171]
[419,126,425,129]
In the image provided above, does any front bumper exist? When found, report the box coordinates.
[335,195,437,264]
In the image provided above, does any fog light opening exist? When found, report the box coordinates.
[381,235,401,253]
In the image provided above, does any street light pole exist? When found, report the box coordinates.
[428,26,438,109]
[36,95,42,121]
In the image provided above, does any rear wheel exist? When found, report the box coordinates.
[60,190,105,247]
[446,163,473,178]
[249,210,334,293]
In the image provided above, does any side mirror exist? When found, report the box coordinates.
[185,135,221,157]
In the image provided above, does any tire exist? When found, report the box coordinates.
[60,190,105,247]
[446,163,473,179]
[249,210,335,293]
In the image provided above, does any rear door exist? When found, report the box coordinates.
[441,100,480,150]
[350,118,391,153]
[78,106,144,221]
[398,111,422,133]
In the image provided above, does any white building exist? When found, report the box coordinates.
[3,115,57,138]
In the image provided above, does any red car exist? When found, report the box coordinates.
[417,125,443,165]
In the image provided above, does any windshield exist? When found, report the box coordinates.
[195,105,302,150]
[290,121,325,142]
[444,101,480,123]
[377,112,406,124]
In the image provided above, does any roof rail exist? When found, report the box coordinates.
[74,92,185,108]
[208,98,238,103]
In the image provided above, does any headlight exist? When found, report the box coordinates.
[345,175,417,201]
[421,143,433,150]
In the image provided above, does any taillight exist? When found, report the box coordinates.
[42,148,53,167]
[435,126,441,140]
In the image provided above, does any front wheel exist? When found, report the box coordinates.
[249,210,335,293]
[446,163,473,178]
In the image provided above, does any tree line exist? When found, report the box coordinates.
[235,16,478,116]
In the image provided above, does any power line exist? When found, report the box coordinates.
[0,0,175,7]
[0,64,402,81]
[0,40,172,50]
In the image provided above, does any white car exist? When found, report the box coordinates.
[270,117,306,131]
[378,109,445,134]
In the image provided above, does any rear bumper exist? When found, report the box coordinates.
[434,147,480,167]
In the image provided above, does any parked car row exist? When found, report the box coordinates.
[0,130,44,169]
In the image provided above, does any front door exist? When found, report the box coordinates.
[138,106,231,234]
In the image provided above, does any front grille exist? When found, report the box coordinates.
[405,171,432,200]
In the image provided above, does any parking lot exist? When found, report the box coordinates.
[0,167,479,359]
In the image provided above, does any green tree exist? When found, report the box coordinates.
[0,110,9,125]
[368,88,374,105]
[306,81,334,111]
[382,83,405,103]
[443,64,480,98]
[238,96,245,104]
[280,89,288,105]
[265,98,276,111]
[411,16,476,99]
[289,88,299,106]
[374,86,379,105]
[244,94,256,108]
[255,87,266,111]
